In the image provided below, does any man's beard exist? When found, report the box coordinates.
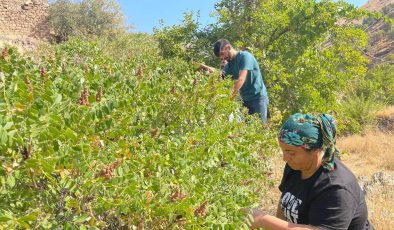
[226,51,232,61]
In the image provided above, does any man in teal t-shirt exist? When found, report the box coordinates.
[200,39,269,122]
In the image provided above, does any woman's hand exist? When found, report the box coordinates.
[241,208,268,229]
[249,208,268,229]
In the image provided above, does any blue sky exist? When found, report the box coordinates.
[117,0,369,33]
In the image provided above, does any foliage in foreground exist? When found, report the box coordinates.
[0,37,277,229]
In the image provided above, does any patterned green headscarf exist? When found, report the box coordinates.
[279,113,339,171]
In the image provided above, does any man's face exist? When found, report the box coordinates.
[218,45,231,61]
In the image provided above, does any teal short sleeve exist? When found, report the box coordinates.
[238,52,254,70]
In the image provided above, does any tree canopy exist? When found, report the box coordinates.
[48,0,126,42]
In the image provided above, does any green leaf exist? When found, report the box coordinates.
[0,129,7,145]
[3,122,13,130]
[53,140,60,151]
[73,214,91,223]
[17,220,30,228]
[64,128,77,142]
[0,216,12,222]
[41,160,55,174]
[117,166,123,176]
[6,175,15,187]
[13,82,18,92]
[48,126,60,137]
[54,93,62,104]
[7,130,17,137]
[24,158,39,170]
[18,212,38,222]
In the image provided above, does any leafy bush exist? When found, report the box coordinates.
[339,93,384,134]
[338,62,394,133]
[48,0,125,42]
[351,63,394,105]
[0,37,277,229]
[153,12,215,63]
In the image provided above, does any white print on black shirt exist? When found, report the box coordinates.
[281,192,302,224]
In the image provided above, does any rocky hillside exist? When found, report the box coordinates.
[361,0,394,64]
[362,0,393,11]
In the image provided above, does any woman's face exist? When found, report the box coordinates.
[278,141,316,171]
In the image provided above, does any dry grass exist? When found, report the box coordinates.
[375,106,394,118]
[364,185,394,230]
[338,130,394,177]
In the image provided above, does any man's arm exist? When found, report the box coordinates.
[231,69,247,99]
[198,63,216,73]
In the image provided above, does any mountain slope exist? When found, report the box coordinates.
[361,0,394,64]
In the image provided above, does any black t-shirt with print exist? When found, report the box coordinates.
[279,158,373,230]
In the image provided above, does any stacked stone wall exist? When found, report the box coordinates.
[0,0,49,40]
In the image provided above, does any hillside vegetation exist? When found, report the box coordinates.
[0,35,281,228]
[0,0,393,229]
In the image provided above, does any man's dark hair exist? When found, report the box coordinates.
[213,39,230,57]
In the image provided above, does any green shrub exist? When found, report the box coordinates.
[0,38,277,229]
[48,0,125,42]
[339,64,393,134]
[359,63,394,105]
[339,93,383,134]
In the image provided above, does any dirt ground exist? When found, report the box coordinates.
[261,106,394,230]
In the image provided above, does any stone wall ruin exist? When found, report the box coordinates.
[0,0,49,47]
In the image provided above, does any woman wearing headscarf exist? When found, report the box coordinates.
[250,113,373,229]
